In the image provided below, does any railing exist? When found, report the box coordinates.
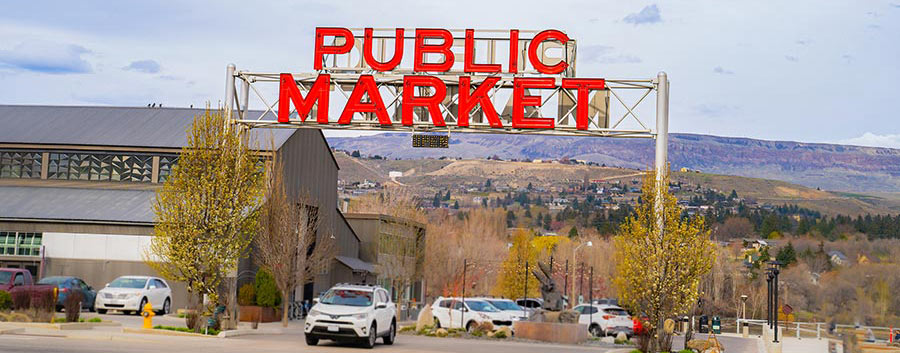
[737,318,899,343]
[287,301,306,321]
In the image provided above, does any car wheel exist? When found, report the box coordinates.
[589,324,603,337]
[157,298,170,315]
[138,298,148,315]
[362,324,376,349]
[97,309,107,314]
[383,320,396,345]
[433,317,441,329]
[305,335,319,346]
[466,321,476,333]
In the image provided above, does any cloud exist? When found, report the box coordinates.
[842,54,853,63]
[892,3,900,8]
[0,41,92,74]
[693,104,740,118]
[795,39,813,45]
[785,55,799,62]
[122,59,161,74]
[713,66,734,75]
[839,132,900,149]
[579,45,642,64]
[623,4,662,25]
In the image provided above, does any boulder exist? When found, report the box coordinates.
[416,305,434,331]
[600,336,615,344]
[435,328,448,337]
[495,326,512,338]
[558,310,579,323]
[615,331,628,343]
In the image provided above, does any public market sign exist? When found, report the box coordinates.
[274,27,615,134]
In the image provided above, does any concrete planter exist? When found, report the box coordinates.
[238,305,281,323]
[513,321,590,345]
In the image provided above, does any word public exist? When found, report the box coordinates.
[278,27,606,130]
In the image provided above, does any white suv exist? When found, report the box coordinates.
[574,304,634,337]
[431,297,516,332]
[304,284,397,348]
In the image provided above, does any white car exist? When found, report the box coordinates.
[431,297,515,332]
[304,284,397,348]
[477,297,529,321]
[574,304,634,337]
[95,276,172,315]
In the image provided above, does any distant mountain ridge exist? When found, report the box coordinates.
[326,133,900,193]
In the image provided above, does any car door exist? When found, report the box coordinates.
[375,290,390,334]
[146,279,162,307]
[77,279,96,308]
[450,301,465,328]
[433,300,450,327]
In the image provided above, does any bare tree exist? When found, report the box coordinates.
[254,149,335,327]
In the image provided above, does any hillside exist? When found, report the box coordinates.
[327,133,900,193]
[335,152,900,217]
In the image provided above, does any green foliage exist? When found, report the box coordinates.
[0,290,11,310]
[154,325,219,336]
[238,283,256,306]
[398,325,416,333]
[88,317,102,323]
[776,242,797,266]
[568,226,579,238]
[254,268,281,308]
[492,330,508,338]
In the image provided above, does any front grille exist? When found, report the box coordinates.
[316,320,352,325]
[311,326,358,337]
[492,320,513,326]
[105,304,125,308]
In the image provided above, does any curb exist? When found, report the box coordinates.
[217,328,283,338]
[122,327,216,338]
[0,321,121,330]
[0,328,25,335]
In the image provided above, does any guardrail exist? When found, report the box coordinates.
[737,318,899,344]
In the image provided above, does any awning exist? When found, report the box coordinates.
[335,256,376,273]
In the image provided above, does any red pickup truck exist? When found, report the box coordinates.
[0,268,56,308]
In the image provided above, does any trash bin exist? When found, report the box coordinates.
[699,315,709,333]
[712,316,721,334]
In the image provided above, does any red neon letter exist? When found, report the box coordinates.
[561,78,606,130]
[528,29,569,74]
[338,75,391,125]
[414,29,454,72]
[509,29,519,74]
[402,76,447,126]
[314,27,354,70]
[458,76,502,128]
[363,28,404,71]
[463,29,501,73]
[278,73,330,123]
[512,77,555,129]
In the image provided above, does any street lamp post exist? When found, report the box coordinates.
[570,241,592,305]
[770,261,782,343]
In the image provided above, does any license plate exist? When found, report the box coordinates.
[327,325,339,332]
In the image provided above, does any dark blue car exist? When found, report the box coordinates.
[36,276,97,312]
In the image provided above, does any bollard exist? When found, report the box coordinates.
[797,322,801,339]
[743,325,749,338]
[817,323,821,339]
[141,302,155,329]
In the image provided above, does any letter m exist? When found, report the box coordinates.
[278,73,330,123]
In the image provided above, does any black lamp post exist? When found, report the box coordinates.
[765,268,774,329]
[769,260,782,343]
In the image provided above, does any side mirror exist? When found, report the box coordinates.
[313,298,320,304]
[105,283,109,287]
[376,303,387,309]
[461,307,469,312]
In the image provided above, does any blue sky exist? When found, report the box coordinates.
[1,1,898,147]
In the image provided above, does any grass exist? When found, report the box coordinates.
[153,325,219,336]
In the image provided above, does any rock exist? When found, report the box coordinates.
[615,331,628,343]
[495,326,512,338]
[486,330,495,338]
[558,310,579,323]
[600,336,615,344]
[435,328,448,337]
[416,305,434,331]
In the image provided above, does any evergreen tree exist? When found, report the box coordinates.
[776,242,797,266]
[543,213,552,230]
[443,190,451,201]
[432,192,441,207]
[452,200,459,209]
[350,150,360,158]
[524,207,532,218]
[527,182,533,191]
[481,197,488,207]
[568,226,579,238]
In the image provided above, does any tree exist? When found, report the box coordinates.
[613,170,716,352]
[492,229,540,299]
[254,150,335,327]
[432,192,441,207]
[543,213,552,230]
[568,226,579,238]
[481,197,488,207]
[452,200,459,209]
[484,179,492,188]
[527,182,533,191]
[443,190,451,201]
[776,242,797,266]
[351,150,361,158]
[146,109,264,331]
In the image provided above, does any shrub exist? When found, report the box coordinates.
[237,284,256,306]
[399,325,416,333]
[476,321,494,333]
[254,269,281,308]
[64,290,83,322]
[0,291,11,310]
[493,330,508,339]
[88,317,102,323]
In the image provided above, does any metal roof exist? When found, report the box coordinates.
[334,255,376,273]
[0,105,293,150]
[0,186,155,224]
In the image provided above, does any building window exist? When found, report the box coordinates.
[158,155,178,183]
[0,232,41,256]
[48,152,162,182]
[0,150,42,179]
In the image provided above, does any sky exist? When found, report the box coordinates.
[1,1,898,147]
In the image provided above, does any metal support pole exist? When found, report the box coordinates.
[524,261,528,316]
[462,259,467,329]
[654,71,669,233]
[239,77,250,119]
[774,267,780,343]
[766,274,772,329]
[564,260,568,307]
[579,263,584,304]
[589,266,594,322]
[224,64,236,121]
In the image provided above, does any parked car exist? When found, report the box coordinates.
[36,276,97,312]
[574,304,635,337]
[431,297,516,332]
[480,297,528,321]
[305,283,396,348]
[515,297,544,316]
[94,276,171,315]
[0,268,56,307]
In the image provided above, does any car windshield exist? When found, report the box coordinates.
[604,308,629,316]
[320,289,373,307]
[488,300,522,311]
[108,278,147,289]
[37,277,68,285]
[465,300,499,312]
[0,272,10,285]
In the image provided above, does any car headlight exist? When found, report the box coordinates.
[102,292,112,299]
[125,293,138,299]
[351,313,368,320]
[308,309,321,317]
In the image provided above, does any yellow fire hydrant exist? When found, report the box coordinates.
[141,302,155,329]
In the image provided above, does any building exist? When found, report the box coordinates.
[343,213,426,314]
[0,105,373,309]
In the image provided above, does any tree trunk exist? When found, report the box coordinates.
[281,289,289,328]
